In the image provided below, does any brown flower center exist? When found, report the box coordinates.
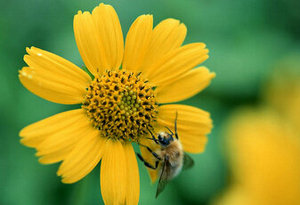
[82,70,158,142]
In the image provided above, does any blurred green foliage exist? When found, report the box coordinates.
[0,0,299,204]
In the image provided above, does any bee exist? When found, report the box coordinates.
[137,113,194,197]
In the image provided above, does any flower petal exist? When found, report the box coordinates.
[141,18,187,73]
[57,126,104,184]
[19,47,91,104]
[157,104,212,153]
[100,139,127,205]
[156,67,215,103]
[19,109,88,164]
[74,3,124,75]
[146,43,209,87]
[36,120,94,165]
[74,11,103,75]
[38,147,73,165]
[122,15,153,72]
[92,4,124,70]
[124,143,140,205]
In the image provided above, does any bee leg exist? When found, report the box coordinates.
[147,128,159,144]
[139,143,162,160]
[146,146,162,160]
[136,153,159,170]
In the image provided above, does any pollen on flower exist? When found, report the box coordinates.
[82,70,158,141]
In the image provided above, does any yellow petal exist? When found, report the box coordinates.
[35,114,91,155]
[146,43,209,87]
[140,18,187,73]
[20,109,83,146]
[38,146,73,164]
[156,67,215,103]
[57,126,104,184]
[92,4,124,71]
[157,104,212,153]
[122,15,153,72]
[100,139,127,205]
[74,3,124,75]
[19,47,91,104]
[19,109,88,163]
[74,11,103,75]
[36,114,96,165]
[124,143,140,205]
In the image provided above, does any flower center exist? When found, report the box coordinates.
[82,70,158,142]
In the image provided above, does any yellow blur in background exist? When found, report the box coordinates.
[215,56,300,205]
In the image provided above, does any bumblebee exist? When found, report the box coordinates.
[137,113,194,197]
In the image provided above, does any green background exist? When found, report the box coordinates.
[0,0,299,204]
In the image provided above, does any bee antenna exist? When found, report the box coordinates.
[175,111,178,139]
[164,126,174,136]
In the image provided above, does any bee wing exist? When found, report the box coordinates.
[183,153,194,170]
[155,159,170,198]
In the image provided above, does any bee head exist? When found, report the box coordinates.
[157,132,173,147]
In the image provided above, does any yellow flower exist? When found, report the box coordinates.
[214,108,300,205]
[19,3,215,204]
